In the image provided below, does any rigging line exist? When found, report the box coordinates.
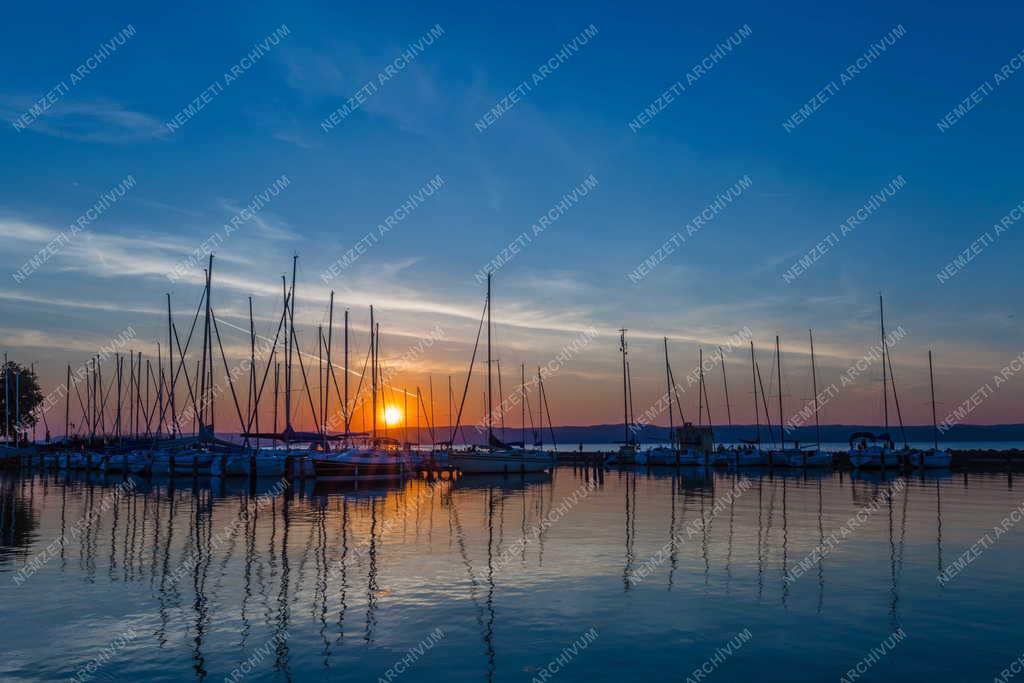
[72,374,88,430]
[171,323,199,428]
[373,335,418,399]
[228,306,416,404]
[540,373,557,451]
[701,365,713,430]
[218,316,366,382]
[210,309,249,433]
[168,284,207,427]
[755,361,776,446]
[347,339,373,433]
[416,389,435,443]
[242,292,291,435]
[451,298,489,446]
[290,324,325,436]
[886,350,909,447]
[668,363,686,425]
[523,379,537,442]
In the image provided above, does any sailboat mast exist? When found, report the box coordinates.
[198,281,208,430]
[370,306,376,440]
[809,329,820,449]
[326,291,334,436]
[90,357,97,440]
[537,366,543,448]
[248,297,256,447]
[144,358,150,437]
[619,328,629,446]
[287,256,297,432]
[167,293,175,437]
[116,353,122,440]
[273,358,279,443]
[317,324,323,436]
[486,273,493,445]
[929,349,938,450]
[208,257,216,433]
[720,346,733,430]
[626,360,635,444]
[698,348,704,427]
[664,338,674,438]
[522,363,527,447]
[64,364,71,441]
[428,376,435,444]
[750,342,760,444]
[155,344,163,438]
[344,308,350,433]
[776,335,784,449]
[880,294,889,434]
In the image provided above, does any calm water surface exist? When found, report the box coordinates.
[2,467,1023,682]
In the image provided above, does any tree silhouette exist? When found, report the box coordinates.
[1,361,44,442]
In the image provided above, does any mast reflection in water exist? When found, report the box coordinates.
[1,467,1022,682]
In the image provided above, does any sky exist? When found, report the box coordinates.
[2,0,1023,435]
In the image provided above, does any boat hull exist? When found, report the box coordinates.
[311,456,410,481]
[849,449,901,469]
[736,449,767,467]
[785,450,833,468]
[636,448,676,466]
[150,451,214,476]
[917,449,951,469]
[449,450,554,474]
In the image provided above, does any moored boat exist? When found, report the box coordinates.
[848,432,900,469]
[918,448,951,469]
[636,446,676,466]
[917,350,952,470]
[784,448,832,468]
[449,447,554,474]
[735,446,767,467]
[311,446,413,481]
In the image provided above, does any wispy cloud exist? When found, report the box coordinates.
[215,198,297,240]
[3,97,167,142]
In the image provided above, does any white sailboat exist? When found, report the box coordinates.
[734,341,768,466]
[849,432,898,469]
[313,306,416,480]
[638,337,683,466]
[849,296,903,469]
[918,350,951,469]
[449,274,555,474]
[785,330,832,468]
[767,335,808,467]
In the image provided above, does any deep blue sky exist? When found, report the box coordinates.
[2,0,1022,427]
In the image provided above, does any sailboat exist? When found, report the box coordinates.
[312,305,414,481]
[637,338,683,465]
[767,335,804,467]
[785,330,832,468]
[849,295,903,469]
[607,329,638,465]
[736,341,767,466]
[918,350,951,469]
[449,274,555,474]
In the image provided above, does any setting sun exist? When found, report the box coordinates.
[383,406,402,426]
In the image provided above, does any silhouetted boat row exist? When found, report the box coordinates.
[3,257,562,481]
[0,258,959,479]
[609,295,951,472]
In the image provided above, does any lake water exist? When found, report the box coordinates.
[2,466,1023,682]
